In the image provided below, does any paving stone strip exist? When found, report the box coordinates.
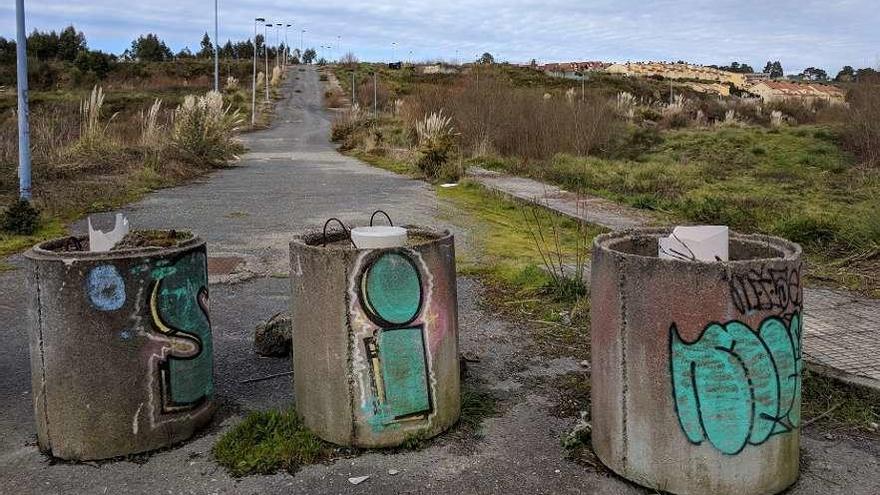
[467,166,880,390]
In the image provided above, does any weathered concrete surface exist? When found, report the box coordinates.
[0,66,877,494]
[467,167,653,230]
[591,229,804,495]
[290,228,460,447]
[24,235,214,460]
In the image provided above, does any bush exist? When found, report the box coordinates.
[403,74,621,160]
[844,79,880,167]
[415,111,458,180]
[171,91,243,166]
[1,199,40,235]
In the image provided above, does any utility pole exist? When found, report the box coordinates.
[213,0,219,91]
[351,72,355,105]
[15,0,30,200]
[300,29,305,57]
[373,72,377,116]
[265,23,271,100]
[252,17,265,125]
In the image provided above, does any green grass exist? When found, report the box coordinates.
[213,409,334,477]
[437,182,598,358]
[0,218,65,256]
[802,371,880,431]
[475,126,880,294]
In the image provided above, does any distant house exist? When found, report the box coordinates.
[744,72,771,85]
[539,61,610,78]
[748,81,846,105]
[684,81,731,97]
[421,64,458,75]
[606,62,747,88]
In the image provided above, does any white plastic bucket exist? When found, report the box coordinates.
[351,226,408,249]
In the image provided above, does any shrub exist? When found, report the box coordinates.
[171,91,243,166]
[404,74,621,160]
[415,110,458,180]
[1,199,40,235]
[843,79,880,167]
[70,85,118,157]
[139,98,163,150]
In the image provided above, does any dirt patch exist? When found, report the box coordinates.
[112,229,193,250]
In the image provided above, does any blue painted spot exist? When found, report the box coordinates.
[86,265,126,311]
[119,329,132,340]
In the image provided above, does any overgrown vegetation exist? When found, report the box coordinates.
[0,22,294,248]
[327,62,879,295]
[0,83,255,248]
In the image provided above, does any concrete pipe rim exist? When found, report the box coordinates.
[593,227,802,265]
[25,232,205,262]
[290,224,453,252]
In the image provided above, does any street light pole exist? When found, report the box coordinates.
[300,29,305,57]
[15,0,30,200]
[213,0,219,91]
[285,24,292,66]
[275,23,282,68]
[252,17,265,125]
[265,23,271,100]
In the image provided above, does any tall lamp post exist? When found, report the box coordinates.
[285,23,292,66]
[391,41,397,63]
[252,17,265,125]
[265,22,272,100]
[213,0,219,91]
[300,29,305,57]
[15,0,30,200]
[275,23,282,68]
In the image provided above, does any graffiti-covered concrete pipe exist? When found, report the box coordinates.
[591,228,803,495]
[25,234,215,460]
[289,226,460,448]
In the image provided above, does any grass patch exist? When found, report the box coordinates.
[213,409,334,477]
[475,126,880,295]
[0,217,65,256]
[438,182,598,359]
[802,371,880,432]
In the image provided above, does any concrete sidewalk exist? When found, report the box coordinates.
[468,166,880,391]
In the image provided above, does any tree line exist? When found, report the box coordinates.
[0,25,319,76]
[709,59,877,82]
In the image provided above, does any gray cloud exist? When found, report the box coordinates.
[1,0,876,73]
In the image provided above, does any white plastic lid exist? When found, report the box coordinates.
[351,226,408,249]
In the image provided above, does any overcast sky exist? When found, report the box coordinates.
[1,0,877,74]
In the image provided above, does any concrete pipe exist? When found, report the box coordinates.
[25,234,215,460]
[590,228,803,495]
[289,226,460,448]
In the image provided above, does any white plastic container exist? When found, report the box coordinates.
[658,225,729,262]
[351,226,408,249]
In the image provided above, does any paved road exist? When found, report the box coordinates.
[0,67,877,494]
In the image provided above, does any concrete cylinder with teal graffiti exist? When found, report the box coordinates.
[289,226,460,448]
[25,234,215,460]
[590,228,803,495]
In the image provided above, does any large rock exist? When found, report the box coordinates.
[254,312,292,357]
